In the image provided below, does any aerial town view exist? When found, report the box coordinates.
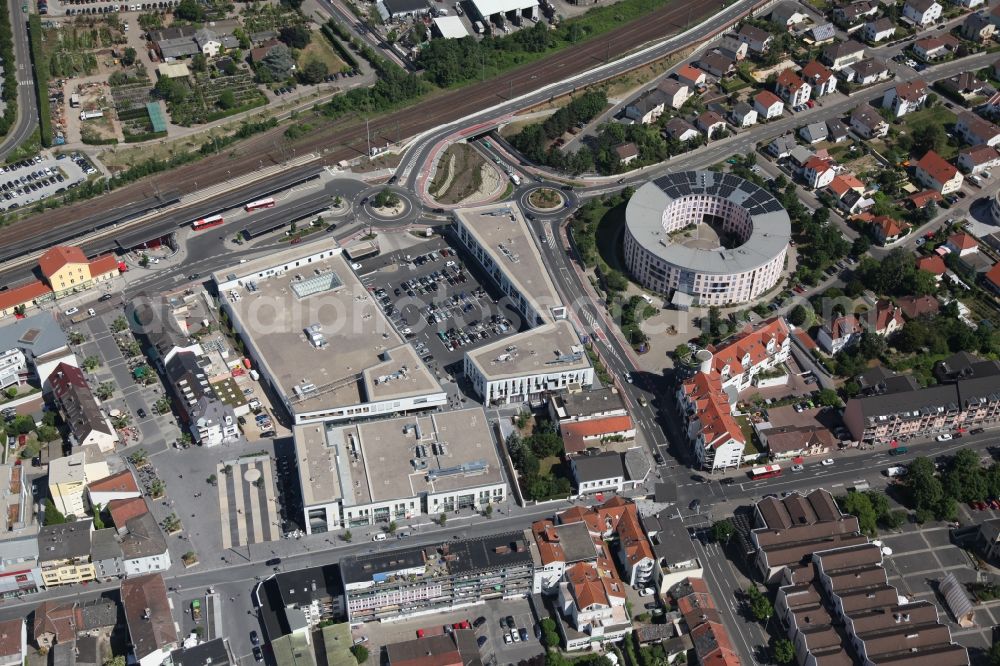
[3,0,1000,663]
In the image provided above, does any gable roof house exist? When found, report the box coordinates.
[809,22,836,43]
[863,17,897,43]
[833,1,878,28]
[903,0,942,25]
[872,215,912,245]
[48,363,117,453]
[825,117,849,142]
[698,52,736,78]
[624,90,668,125]
[665,117,701,142]
[676,63,707,88]
[696,111,727,139]
[882,80,928,118]
[956,112,1000,147]
[729,102,758,128]
[914,150,964,194]
[770,1,808,28]
[754,90,785,119]
[939,71,991,99]
[613,142,639,166]
[801,60,837,97]
[657,78,691,109]
[121,574,178,666]
[958,144,1000,173]
[800,156,837,189]
[821,40,866,70]
[946,232,979,257]
[718,33,751,61]
[849,103,888,138]
[866,300,905,337]
[844,57,889,85]
[775,69,811,107]
[768,133,798,158]
[818,314,863,354]
[736,24,773,53]
[961,11,995,42]
[0,618,26,666]
[799,121,829,144]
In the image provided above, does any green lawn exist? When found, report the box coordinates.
[900,105,959,158]
[736,415,762,456]
[539,455,560,476]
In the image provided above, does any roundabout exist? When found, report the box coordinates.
[518,182,578,218]
[353,185,423,228]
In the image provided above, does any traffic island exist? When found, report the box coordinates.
[182,551,199,568]
[527,187,565,212]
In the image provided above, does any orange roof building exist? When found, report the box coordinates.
[709,317,791,386]
[108,497,149,534]
[560,415,635,454]
[0,281,53,319]
[88,470,141,506]
[985,262,1000,293]
[673,578,742,666]
[37,245,120,297]
[917,255,948,276]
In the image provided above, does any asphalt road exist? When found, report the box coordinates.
[0,0,38,160]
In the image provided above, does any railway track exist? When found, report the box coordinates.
[0,0,721,251]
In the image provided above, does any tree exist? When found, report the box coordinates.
[772,638,796,664]
[36,425,60,443]
[851,235,871,258]
[989,639,1000,666]
[279,0,303,8]
[387,520,397,535]
[122,46,137,66]
[43,499,66,525]
[343,529,352,542]
[207,474,217,487]
[83,355,101,371]
[103,657,126,666]
[788,304,810,327]
[4,386,16,399]
[540,618,560,648]
[8,415,34,435]
[840,491,878,535]
[350,645,368,663]
[174,0,204,21]
[439,513,447,526]
[191,52,207,72]
[111,316,129,333]
[373,188,400,208]
[260,43,295,79]
[298,58,328,85]
[96,382,115,400]
[943,448,987,503]
[816,389,841,407]
[746,586,773,621]
[279,25,311,49]
[912,123,945,155]
[906,457,944,512]
[218,90,237,110]
[711,519,734,543]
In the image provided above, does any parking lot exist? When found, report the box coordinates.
[350,597,542,664]
[356,236,527,376]
[879,522,997,657]
[0,153,90,211]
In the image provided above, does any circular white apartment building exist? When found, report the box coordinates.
[623,171,791,307]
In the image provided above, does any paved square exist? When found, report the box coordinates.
[893,552,932,575]
[882,532,926,552]
[922,527,953,548]
[218,455,281,548]
[937,546,972,569]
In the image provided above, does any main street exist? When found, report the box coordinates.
[0,0,38,159]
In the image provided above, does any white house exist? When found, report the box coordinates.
[821,40,866,70]
[753,90,784,119]
[657,78,690,109]
[956,112,1000,147]
[903,0,942,25]
[958,144,1000,174]
[863,17,897,43]
[665,117,701,142]
[802,61,838,97]
[87,469,141,508]
[570,452,625,494]
[557,562,630,651]
[915,150,964,194]
[882,80,928,118]
[730,102,758,128]
[799,121,829,144]
[121,513,172,576]
[801,156,837,189]
[193,28,222,57]
[818,315,863,354]
[850,103,888,139]
[189,396,240,447]
[775,69,811,107]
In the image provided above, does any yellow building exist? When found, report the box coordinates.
[38,246,119,299]
[37,519,97,587]
[48,447,109,518]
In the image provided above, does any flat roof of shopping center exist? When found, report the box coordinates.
[214,248,439,414]
[296,407,503,508]
[466,319,590,380]
[454,203,562,321]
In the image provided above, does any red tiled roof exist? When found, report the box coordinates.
[88,469,140,495]
[947,232,978,251]
[916,150,959,184]
[754,90,782,108]
[959,144,1000,166]
[873,215,909,239]
[33,601,77,644]
[986,262,1000,289]
[677,64,705,82]
[776,68,805,91]
[108,497,149,529]
[794,329,818,351]
[88,254,119,278]
[801,60,833,83]
[0,618,23,658]
[710,317,790,377]
[827,173,865,197]
[0,281,52,312]
[917,255,947,275]
[893,79,927,102]
[48,362,87,390]
[897,295,940,319]
[38,246,88,278]
[904,190,943,208]
[561,415,635,454]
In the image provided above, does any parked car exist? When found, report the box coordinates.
[936,434,953,442]
[820,459,834,466]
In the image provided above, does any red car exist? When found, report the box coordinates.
[991,499,1000,510]
[970,501,980,510]
[977,501,989,510]
[416,629,425,638]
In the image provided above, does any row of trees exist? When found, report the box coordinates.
[839,490,906,535]
[509,91,608,169]
[900,449,1000,523]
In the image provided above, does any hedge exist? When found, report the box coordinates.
[124,130,167,143]
[320,23,359,70]
[27,15,52,147]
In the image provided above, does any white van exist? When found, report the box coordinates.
[473,20,483,33]
[372,533,387,542]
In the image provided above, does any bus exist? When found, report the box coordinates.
[749,464,782,480]
[191,214,223,231]
[245,197,276,212]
